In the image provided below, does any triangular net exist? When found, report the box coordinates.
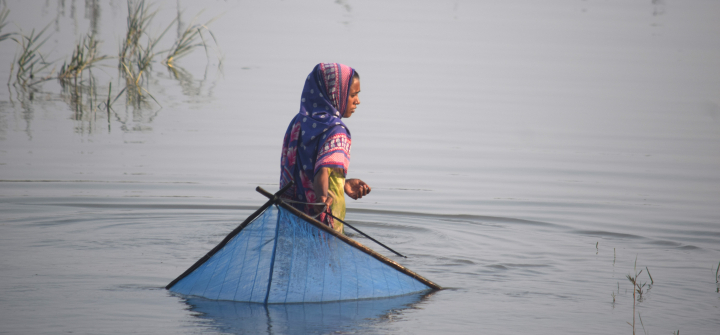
[168,204,435,303]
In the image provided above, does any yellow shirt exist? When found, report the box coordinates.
[327,168,346,234]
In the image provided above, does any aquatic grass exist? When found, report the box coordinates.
[164,11,220,68]
[119,0,157,65]
[635,281,646,299]
[6,0,221,112]
[9,23,54,86]
[106,82,127,110]
[58,33,110,83]
[120,41,162,106]
[105,82,114,111]
[638,313,648,335]
[117,0,220,107]
[622,257,656,335]
[0,4,14,43]
[117,0,176,107]
[121,40,153,86]
[626,256,647,335]
[119,0,166,83]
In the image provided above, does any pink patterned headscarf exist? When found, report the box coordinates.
[318,63,354,117]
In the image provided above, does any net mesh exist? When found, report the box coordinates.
[169,205,431,303]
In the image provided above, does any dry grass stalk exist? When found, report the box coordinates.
[59,34,110,82]
[119,0,156,65]
[625,256,646,335]
[638,313,648,335]
[165,11,219,68]
[118,0,173,106]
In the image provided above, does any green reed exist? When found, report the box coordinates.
[625,256,649,335]
[118,0,173,105]
[59,33,110,83]
[165,11,219,68]
[119,0,170,83]
[119,0,156,65]
[120,40,162,106]
[9,23,53,86]
[6,0,220,111]
[0,4,14,43]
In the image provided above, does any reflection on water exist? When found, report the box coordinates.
[335,0,352,13]
[164,63,218,103]
[652,0,665,17]
[83,0,100,35]
[184,292,432,335]
[59,69,109,134]
[5,85,38,141]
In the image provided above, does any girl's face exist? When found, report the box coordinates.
[343,78,361,118]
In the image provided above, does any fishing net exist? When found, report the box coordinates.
[168,205,433,303]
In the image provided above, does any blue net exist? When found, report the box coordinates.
[169,205,432,303]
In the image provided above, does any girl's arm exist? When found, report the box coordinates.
[313,167,333,213]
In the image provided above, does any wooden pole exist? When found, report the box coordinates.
[329,213,407,258]
[165,183,292,290]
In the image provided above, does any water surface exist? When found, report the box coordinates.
[1,0,719,334]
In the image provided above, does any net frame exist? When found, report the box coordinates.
[166,184,441,303]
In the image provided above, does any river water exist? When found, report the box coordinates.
[1,0,719,334]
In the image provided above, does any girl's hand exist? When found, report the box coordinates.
[345,179,371,200]
[316,195,333,214]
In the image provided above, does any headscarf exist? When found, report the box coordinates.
[280,63,356,215]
